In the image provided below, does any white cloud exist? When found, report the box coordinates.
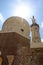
[0,13,4,24]
[41,39,43,42]
[40,22,43,28]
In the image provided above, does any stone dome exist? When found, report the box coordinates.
[2,16,30,39]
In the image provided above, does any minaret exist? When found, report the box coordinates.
[31,16,41,42]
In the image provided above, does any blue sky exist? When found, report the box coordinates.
[0,0,43,42]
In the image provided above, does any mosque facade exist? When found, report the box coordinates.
[0,16,43,65]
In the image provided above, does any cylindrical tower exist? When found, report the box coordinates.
[31,16,41,42]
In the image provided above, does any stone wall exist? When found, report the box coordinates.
[0,32,43,65]
[0,32,30,65]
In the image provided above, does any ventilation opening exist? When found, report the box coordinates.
[21,29,24,32]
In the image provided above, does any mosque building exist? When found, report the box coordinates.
[0,16,43,65]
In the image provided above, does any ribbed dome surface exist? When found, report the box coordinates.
[2,16,30,39]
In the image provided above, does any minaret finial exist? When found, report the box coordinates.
[31,16,36,24]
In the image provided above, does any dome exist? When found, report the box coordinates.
[2,16,30,39]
